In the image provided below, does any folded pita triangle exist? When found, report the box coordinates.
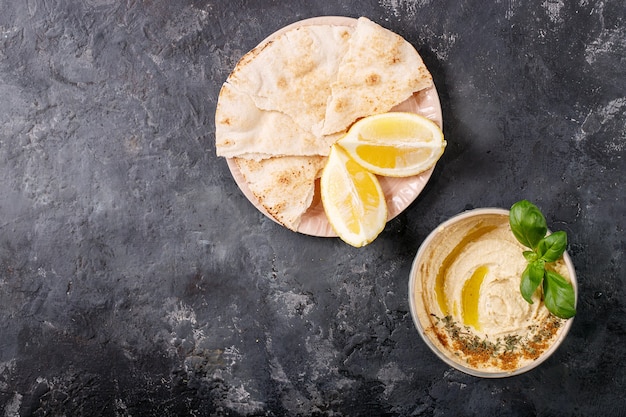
[215,83,339,159]
[227,24,354,138]
[234,155,327,231]
[321,17,433,135]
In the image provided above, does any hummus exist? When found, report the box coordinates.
[409,209,576,375]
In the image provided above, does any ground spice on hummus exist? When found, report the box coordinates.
[431,314,563,371]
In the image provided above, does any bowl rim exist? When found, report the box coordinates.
[408,207,578,378]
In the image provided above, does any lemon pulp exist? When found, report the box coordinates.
[344,158,382,234]
[357,116,434,141]
[354,144,435,169]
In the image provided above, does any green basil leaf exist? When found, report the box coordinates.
[509,200,548,250]
[543,270,577,319]
[537,231,567,263]
[523,250,538,262]
[520,261,545,304]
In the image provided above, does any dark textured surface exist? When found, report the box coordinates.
[0,0,624,415]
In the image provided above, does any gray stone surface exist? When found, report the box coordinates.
[0,0,624,415]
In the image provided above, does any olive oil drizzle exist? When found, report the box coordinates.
[434,223,498,316]
[461,265,489,330]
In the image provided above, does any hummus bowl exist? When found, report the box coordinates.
[409,208,577,377]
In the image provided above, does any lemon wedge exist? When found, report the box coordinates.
[337,112,446,177]
[321,145,387,247]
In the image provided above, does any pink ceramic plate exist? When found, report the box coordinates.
[225,16,443,237]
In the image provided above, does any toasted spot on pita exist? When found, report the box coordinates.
[334,97,349,113]
[366,73,381,86]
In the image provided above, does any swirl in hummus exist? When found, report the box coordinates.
[411,210,575,374]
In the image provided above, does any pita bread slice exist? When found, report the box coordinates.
[227,24,354,138]
[235,155,327,231]
[321,17,433,135]
[215,82,338,159]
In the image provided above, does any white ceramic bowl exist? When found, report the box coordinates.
[408,208,577,377]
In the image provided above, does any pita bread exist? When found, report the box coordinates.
[217,17,435,232]
[215,83,339,159]
[321,17,433,135]
[235,155,327,231]
[227,24,354,137]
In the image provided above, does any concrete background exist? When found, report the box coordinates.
[0,0,624,415]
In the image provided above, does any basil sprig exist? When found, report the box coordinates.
[509,200,576,319]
